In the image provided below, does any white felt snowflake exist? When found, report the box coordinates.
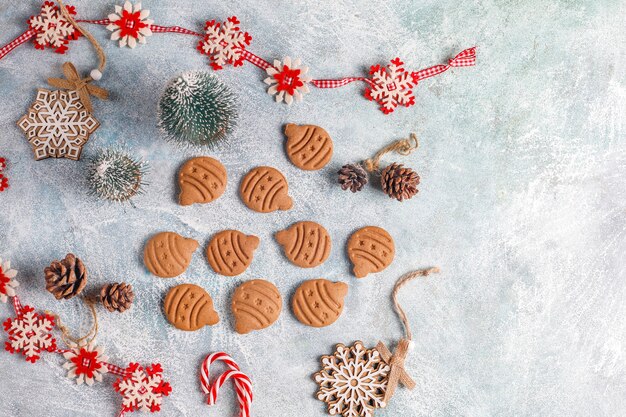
[28,1,80,54]
[62,341,110,386]
[264,56,312,105]
[0,258,19,303]
[197,16,252,70]
[17,89,100,161]
[106,1,154,48]
[114,363,172,413]
[3,306,57,363]
[314,341,390,417]
[364,58,418,114]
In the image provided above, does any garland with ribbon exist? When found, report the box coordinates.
[1,1,477,114]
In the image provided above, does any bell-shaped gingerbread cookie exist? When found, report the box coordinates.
[178,156,227,206]
[239,166,293,213]
[284,124,333,171]
[164,284,219,331]
[347,226,395,278]
[232,279,282,334]
[206,230,260,276]
[275,221,331,268]
[292,279,348,328]
[144,232,199,278]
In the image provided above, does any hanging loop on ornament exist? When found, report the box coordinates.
[363,132,419,173]
[45,295,100,347]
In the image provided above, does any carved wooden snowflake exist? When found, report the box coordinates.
[3,305,57,363]
[62,341,110,386]
[364,58,418,114]
[114,363,172,413]
[28,1,80,54]
[17,89,100,161]
[197,16,252,70]
[314,341,390,417]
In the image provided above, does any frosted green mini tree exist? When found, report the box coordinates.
[158,71,238,148]
[86,148,148,203]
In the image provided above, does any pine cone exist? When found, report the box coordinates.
[100,282,135,313]
[44,253,88,300]
[380,163,420,201]
[338,164,369,193]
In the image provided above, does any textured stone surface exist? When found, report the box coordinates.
[0,0,624,416]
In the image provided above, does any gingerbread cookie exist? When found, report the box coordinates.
[275,221,331,268]
[232,279,282,334]
[347,226,395,278]
[292,279,348,328]
[206,230,260,276]
[144,232,199,278]
[163,283,219,331]
[178,156,227,206]
[239,166,293,213]
[284,124,333,171]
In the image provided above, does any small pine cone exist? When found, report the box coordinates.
[380,163,420,201]
[100,282,135,313]
[338,164,369,193]
[44,253,88,300]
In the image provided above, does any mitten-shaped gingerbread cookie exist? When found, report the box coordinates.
[347,226,395,278]
[232,279,282,334]
[275,221,331,268]
[164,284,219,331]
[292,279,348,328]
[206,230,260,276]
[144,232,199,278]
[239,166,293,213]
[178,156,227,206]
[284,124,333,171]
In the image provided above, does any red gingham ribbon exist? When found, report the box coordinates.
[200,352,253,417]
[412,46,476,81]
[240,49,271,70]
[0,29,36,60]
[311,77,373,88]
[12,295,24,317]
[105,362,130,377]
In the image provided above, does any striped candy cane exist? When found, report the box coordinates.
[200,352,253,417]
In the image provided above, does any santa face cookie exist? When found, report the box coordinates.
[164,283,219,331]
[275,221,331,268]
[232,279,282,334]
[292,279,348,328]
[206,230,260,276]
[284,124,333,171]
[178,156,227,206]
[239,166,293,213]
[347,226,395,278]
[144,232,199,278]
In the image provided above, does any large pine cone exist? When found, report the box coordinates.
[380,163,420,201]
[100,282,135,313]
[44,253,88,300]
[338,164,368,193]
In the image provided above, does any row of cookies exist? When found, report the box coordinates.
[143,225,395,279]
[163,278,349,334]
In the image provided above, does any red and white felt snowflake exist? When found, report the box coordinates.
[0,157,6,171]
[0,175,8,192]
[114,363,172,413]
[27,1,80,54]
[106,1,154,48]
[197,16,252,70]
[265,56,312,105]
[63,341,110,386]
[0,259,19,303]
[3,305,57,363]
[364,58,418,115]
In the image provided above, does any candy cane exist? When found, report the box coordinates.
[200,352,253,417]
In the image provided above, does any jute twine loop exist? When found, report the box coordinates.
[47,0,109,112]
[376,266,440,405]
[363,133,419,173]
[45,295,99,346]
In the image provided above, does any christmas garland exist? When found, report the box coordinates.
[1,1,477,114]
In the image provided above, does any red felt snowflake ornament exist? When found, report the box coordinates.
[4,304,57,363]
[197,16,252,70]
[0,157,6,171]
[0,175,8,192]
[28,1,80,54]
[114,363,172,414]
[364,58,418,114]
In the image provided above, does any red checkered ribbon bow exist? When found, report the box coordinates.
[413,46,477,80]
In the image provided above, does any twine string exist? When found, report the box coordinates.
[363,133,419,172]
[45,296,99,346]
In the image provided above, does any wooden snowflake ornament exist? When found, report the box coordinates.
[315,341,390,417]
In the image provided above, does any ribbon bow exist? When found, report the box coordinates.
[448,46,477,67]
[376,338,416,405]
[48,62,108,113]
